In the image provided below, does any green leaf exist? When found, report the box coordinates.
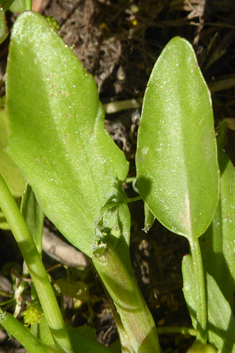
[0,7,8,44]
[6,11,129,258]
[143,203,155,233]
[66,324,111,353]
[136,36,219,239]
[182,254,235,353]
[0,107,26,229]
[30,317,110,353]
[0,108,26,198]
[109,340,121,353]
[9,0,31,12]
[21,184,44,254]
[0,0,14,11]
[200,122,235,310]
[55,279,89,301]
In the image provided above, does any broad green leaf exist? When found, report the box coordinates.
[0,0,14,11]
[0,108,26,197]
[9,0,31,12]
[6,11,129,258]
[136,37,219,239]
[0,108,26,229]
[182,254,235,353]
[109,340,121,353]
[55,278,89,301]
[66,324,110,353]
[0,7,8,44]
[199,121,235,309]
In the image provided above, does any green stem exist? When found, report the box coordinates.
[189,237,207,344]
[156,326,196,336]
[93,245,162,353]
[103,98,142,114]
[0,174,73,353]
[208,74,235,92]
[104,288,134,353]
[0,309,52,353]
[126,196,142,203]
[125,177,135,184]
[102,75,235,116]
[26,0,32,10]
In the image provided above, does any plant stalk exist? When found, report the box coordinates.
[0,309,52,353]
[189,237,207,344]
[93,245,162,353]
[0,174,73,353]
[156,326,196,336]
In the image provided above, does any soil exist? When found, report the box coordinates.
[1,0,235,352]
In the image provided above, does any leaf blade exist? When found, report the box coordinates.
[136,36,219,239]
[200,122,235,309]
[6,11,129,257]
[182,254,235,353]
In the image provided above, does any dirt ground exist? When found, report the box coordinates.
[1,0,235,352]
